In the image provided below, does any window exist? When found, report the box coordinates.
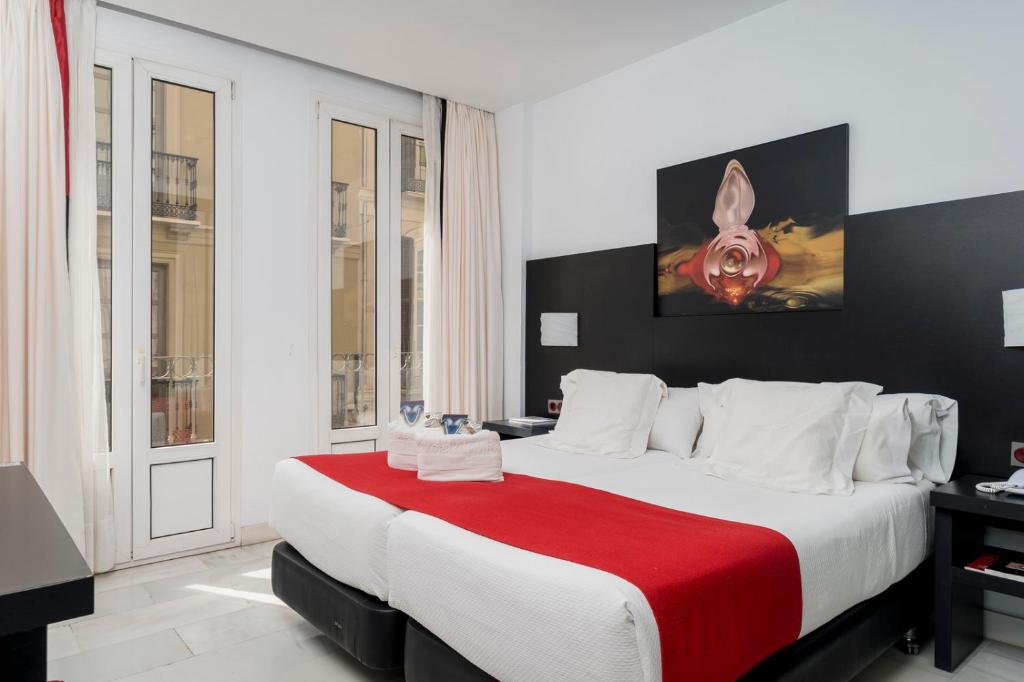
[330,119,378,429]
[399,135,425,402]
[149,80,215,447]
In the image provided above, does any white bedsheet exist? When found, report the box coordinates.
[268,440,672,601]
[387,436,933,682]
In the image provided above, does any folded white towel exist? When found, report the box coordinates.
[416,430,503,482]
[382,423,422,471]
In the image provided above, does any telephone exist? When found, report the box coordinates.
[976,469,1024,495]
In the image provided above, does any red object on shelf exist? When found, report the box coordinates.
[965,553,999,572]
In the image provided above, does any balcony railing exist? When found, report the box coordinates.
[330,351,422,428]
[150,355,213,446]
[152,151,199,221]
[401,136,426,194]
[97,141,112,212]
[95,143,201,223]
[331,181,349,240]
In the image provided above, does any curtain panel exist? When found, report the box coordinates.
[0,0,110,570]
[437,102,504,421]
[0,0,87,556]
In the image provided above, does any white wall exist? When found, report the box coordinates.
[517,0,1024,261]
[97,8,420,529]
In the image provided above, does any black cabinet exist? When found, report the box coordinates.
[931,475,1024,672]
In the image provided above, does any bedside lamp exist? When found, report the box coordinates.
[1004,289,1024,347]
[540,313,578,347]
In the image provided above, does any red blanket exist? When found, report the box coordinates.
[297,452,801,681]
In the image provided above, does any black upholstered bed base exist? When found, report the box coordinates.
[270,542,407,670]
[273,539,931,681]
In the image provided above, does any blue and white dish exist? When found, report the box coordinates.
[399,400,425,427]
[441,414,468,435]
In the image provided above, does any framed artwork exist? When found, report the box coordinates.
[656,124,848,316]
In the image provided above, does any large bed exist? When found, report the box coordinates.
[271,435,934,681]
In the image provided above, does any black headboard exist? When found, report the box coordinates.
[526,190,1024,477]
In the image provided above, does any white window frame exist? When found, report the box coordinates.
[317,102,393,448]
[389,122,425,412]
[95,48,134,565]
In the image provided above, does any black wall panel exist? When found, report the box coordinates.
[525,191,1024,477]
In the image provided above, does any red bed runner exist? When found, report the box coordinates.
[297,452,802,681]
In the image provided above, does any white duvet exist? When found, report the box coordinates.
[387,436,933,682]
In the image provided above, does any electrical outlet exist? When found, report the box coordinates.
[1012,442,1024,467]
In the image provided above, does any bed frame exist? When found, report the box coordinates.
[271,190,1024,680]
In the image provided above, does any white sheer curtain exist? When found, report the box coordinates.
[66,0,113,572]
[0,0,87,554]
[439,102,504,421]
[422,95,444,412]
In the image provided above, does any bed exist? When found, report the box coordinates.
[271,434,935,680]
[386,436,933,682]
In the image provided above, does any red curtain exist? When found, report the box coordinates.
[48,0,70,194]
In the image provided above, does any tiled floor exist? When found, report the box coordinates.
[48,543,1022,681]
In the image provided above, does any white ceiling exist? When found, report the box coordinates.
[104,0,785,111]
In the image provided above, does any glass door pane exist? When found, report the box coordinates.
[150,80,215,447]
[95,66,113,450]
[331,120,377,429]
[399,135,425,402]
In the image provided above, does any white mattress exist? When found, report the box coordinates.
[268,439,673,601]
[387,436,934,682]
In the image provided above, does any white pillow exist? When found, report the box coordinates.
[544,370,667,458]
[702,379,882,495]
[647,387,702,458]
[852,396,914,483]
[693,381,728,458]
[887,393,958,483]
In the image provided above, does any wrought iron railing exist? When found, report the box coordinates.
[150,355,213,446]
[97,141,112,211]
[96,143,200,221]
[152,150,199,221]
[401,136,426,194]
[330,351,423,427]
[331,181,349,240]
[331,352,373,428]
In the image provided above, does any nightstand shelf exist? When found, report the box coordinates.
[952,565,1024,599]
[931,474,1024,672]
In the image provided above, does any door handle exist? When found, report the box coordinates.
[135,346,147,386]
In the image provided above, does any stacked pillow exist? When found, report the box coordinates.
[541,370,957,495]
[544,370,667,458]
[697,379,881,495]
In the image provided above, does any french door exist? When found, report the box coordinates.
[99,55,235,562]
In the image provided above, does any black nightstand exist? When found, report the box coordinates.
[482,419,556,440]
[931,474,1024,671]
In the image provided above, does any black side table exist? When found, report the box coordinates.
[482,419,556,440]
[931,474,1024,672]
[0,465,94,680]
